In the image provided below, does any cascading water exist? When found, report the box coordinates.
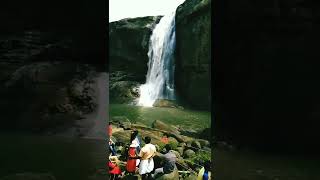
[138,10,178,107]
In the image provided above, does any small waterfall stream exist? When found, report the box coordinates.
[138,9,179,107]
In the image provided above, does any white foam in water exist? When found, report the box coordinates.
[138,7,181,107]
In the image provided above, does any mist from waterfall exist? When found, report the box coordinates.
[138,9,179,107]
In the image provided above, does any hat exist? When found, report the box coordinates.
[129,139,139,147]
[109,155,119,163]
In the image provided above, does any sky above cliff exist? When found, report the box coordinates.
[109,0,185,22]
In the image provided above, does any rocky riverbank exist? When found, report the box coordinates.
[109,118,212,179]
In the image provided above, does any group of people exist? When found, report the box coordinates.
[108,122,212,180]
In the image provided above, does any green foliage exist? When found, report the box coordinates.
[168,140,179,150]
[189,150,211,166]
[157,142,166,152]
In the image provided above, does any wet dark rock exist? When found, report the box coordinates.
[109,16,162,82]
[110,81,140,103]
[183,149,196,158]
[191,140,202,150]
[198,139,210,148]
[175,0,211,110]
[198,128,212,141]
[109,16,162,103]
[153,99,179,108]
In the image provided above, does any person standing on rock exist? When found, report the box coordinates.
[126,138,140,174]
[138,136,157,180]
[108,122,112,137]
[109,138,117,156]
[152,144,177,179]
[131,130,142,153]
[108,122,117,156]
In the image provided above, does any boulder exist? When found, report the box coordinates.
[153,99,179,108]
[198,139,210,148]
[179,142,187,147]
[109,80,140,103]
[120,121,132,130]
[176,158,190,170]
[152,120,179,134]
[176,147,184,156]
[191,140,202,150]
[184,174,198,180]
[168,137,179,149]
[155,168,179,180]
[198,128,211,141]
[202,147,211,152]
[122,174,142,180]
[170,150,181,159]
[111,116,131,124]
[183,149,196,158]
[113,130,131,143]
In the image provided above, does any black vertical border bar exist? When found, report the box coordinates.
[212,0,228,177]
[106,0,110,179]
[211,0,214,176]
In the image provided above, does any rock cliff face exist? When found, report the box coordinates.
[109,16,162,103]
[175,0,211,109]
[214,0,320,151]
[109,16,162,82]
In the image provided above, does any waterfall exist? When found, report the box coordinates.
[138,10,178,107]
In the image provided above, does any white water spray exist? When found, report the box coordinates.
[138,9,179,107]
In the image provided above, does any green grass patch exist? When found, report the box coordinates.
[109,103,211,131]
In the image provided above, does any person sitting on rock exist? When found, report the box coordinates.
[109,138,117,156]
[138,136,157,180]
[197,160,212,180]
[152,144,177,179]
[109,156,122,180]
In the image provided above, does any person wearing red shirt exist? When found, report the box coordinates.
[108,156,122,180]
[161,133,169,144]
